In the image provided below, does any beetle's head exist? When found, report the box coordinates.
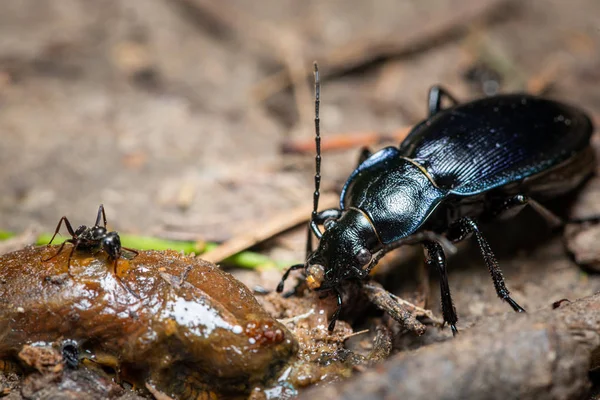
[305,208,380,291]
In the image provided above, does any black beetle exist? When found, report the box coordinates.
[44,204,139,295]
[278,63,595,333]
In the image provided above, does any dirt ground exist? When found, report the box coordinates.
[1,0,600,399]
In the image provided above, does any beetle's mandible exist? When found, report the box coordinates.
[277,63,595,334]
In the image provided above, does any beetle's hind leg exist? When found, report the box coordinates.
[447,217,526,313]
[486,194,563,228]
[423,241,458,335]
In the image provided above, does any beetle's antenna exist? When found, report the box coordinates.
[312,62,321,222]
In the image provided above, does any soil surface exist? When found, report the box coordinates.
[1,0,600,399]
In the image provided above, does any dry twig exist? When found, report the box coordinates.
[282,127,412,154]
[201,193,339,263]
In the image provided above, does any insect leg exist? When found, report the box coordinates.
[96,204,108,227]
[112,257,141,299]
[357,147,372,166]
[276,263,304,293]
[328,288,343,332]
[428,86,459,117]
[447,217,525,313]
[423,240,458,335]
[307,208,343,255]
[43,238,77,262]
[65,240,79,277]
[487,194,563,228]
[121,246,139,259]
[47,216,77,245]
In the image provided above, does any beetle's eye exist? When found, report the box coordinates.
[355,248,372,266]
[324,218,337,230]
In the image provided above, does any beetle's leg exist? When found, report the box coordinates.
[357,147,372,166]
[423,240,458,336]
[447,217,526,313]
[305,223,314,256]
[328,288,343,332]
[47,216,77,246]
[487,194,563,228]
[277,263,304,293]
[351,266,369,279]
[308,208,343,255]
[428,86,459,116]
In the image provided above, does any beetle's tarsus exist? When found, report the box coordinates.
[277,263,304,293]
[424,240,458,332]
[451,324,459,336]
[506,297,526,313]
[327,289,343,332]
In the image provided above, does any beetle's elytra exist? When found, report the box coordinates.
[278,63,595,333]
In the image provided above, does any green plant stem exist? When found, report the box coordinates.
[0,231,296,270]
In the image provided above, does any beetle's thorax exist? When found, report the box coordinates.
[342,154,445,244]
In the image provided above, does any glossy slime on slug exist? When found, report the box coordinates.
[0,247,298,398]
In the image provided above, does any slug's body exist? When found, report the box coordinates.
[278,68,595,333]
[1,247,297,398]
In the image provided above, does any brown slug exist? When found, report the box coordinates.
[0,246,297,398]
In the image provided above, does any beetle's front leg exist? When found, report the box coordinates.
[277,263,304,293]
[328,288,343,332]
[423,240,458,335]
[446,217,526,313]
[307,208,342,256]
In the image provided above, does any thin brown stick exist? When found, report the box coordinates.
[282,126,412,154]
[526,55,566,95]
[280,61,570,156]
[201,193,340,263]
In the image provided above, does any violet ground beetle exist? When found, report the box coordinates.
[278,63,595,334]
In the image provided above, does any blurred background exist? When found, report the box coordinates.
[0,0,599,265]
